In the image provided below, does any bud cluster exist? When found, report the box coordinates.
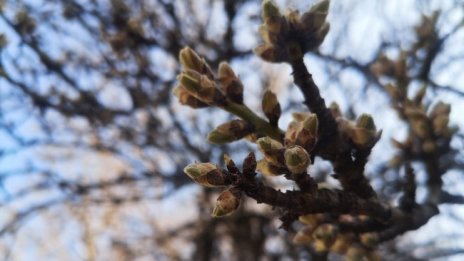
[174,47,246,108]
[337,113,382,151]
[255,0,330,63]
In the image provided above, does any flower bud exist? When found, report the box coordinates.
[284,145,311,174]
[257,137,285,166]
[302,114,319,137]
[218,62,243,104]
[179,47,214,78]
[172,84,209,108]
[207,120,252,144]
[254,43,279,62]
[178,70,225,105]
[262,0,281,21]
[356,114,376,131]
[262,90,281,126]
[193,169,231,187]
[309,0,330,14]
[178,70,203,93]
[351,114,382,149]
[212,189,241,217]
[179,47,202,71]
[184,162,217,179]
[302,0,330,31]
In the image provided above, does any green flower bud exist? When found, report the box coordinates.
[178,70,224,105]
[285,114,318,150]
[284,145,311,174]
[257,137,284,165]
[184,162,217,179]
[212,189,241,217]
[356,114,376,131]
[302,114,319,137]
[179,70,202,93]
[351,114,382,149]
[207,120,252,144]
[179,47,203,71]
[262,90,281,126]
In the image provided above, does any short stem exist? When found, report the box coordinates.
[225,102,284,141]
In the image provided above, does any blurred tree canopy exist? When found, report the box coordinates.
[0,0,463,260]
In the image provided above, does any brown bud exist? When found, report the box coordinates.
[224,154,239,173]
[172,84,209,108]
[218,62,244,104]
[262,90,281,126]
[194,169,231,187]
[254,43,279,62]
[242,152,257,176]
[207,120,253,144]
[212,188,241,217]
